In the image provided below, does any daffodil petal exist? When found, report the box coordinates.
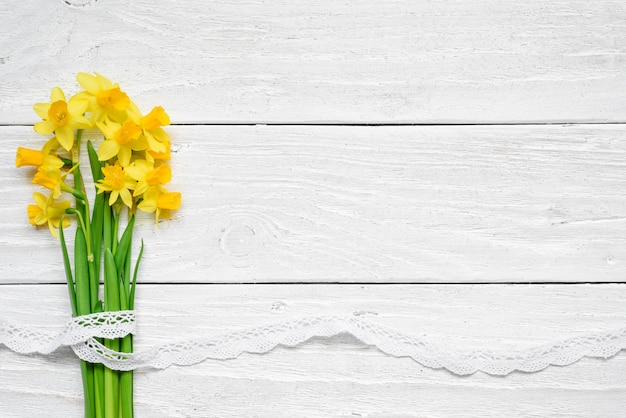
[34,120,56,135]
[97,120,120,140]
[133,181,149,197]
[126,101,142,123]
[77,72,99,94]
[50,87,66,103]
[95,72,114,90]
[68,97,89,115]
[34,213,48,226]
[109,191,119,206]
[120,188,133,208]
[55,126,74,151]
[47,221,59,238]
[118,145,132,167]
[33,103,50,119]
[70,115,92,130]
[97,139,120,162]
[138,199,156,212]
[32,192,47,206]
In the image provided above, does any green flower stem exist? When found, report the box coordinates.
[119,238,134,418]
[74,224,96,418]
[104,249,121,418]
[112,204,121,255]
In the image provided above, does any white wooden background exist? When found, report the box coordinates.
[1,1,626,416]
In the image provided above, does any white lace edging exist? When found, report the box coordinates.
[1,312,625,376]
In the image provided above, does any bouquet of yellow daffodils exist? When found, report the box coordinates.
[15,73,181,418]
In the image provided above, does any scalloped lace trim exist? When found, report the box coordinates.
[1,312,625,375]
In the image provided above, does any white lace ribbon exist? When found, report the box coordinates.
[1,312,625,376]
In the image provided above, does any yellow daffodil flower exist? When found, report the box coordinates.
[96,119,148,166]
[126,104,170,155]
[76,72,132,124]
[96,163,137,208]
[125,159,172,197]
[146,137,171,161]
[33,88,91,151]
[16,147,44,167]
[137,186,181,224]
[27,192,71,238]
[16,138,65,169]
[32,165,72,199]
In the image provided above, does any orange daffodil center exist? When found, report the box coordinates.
[141,106,170,131]
[115,121,142,145]
[96,87,130,111]
[48,101,69,126]
[16,147,44,167]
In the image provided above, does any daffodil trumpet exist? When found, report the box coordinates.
[16,73,181,418]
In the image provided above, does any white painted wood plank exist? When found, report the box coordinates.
[1,1,625,123]
[2,125,625,284]
[1,284,625,417]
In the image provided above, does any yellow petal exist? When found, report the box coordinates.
[50,87,66,103]
[34,120,56,135]
[97,120,120,140]
[95,72,114,90]
[97,139,120,162]
[120,188,133,208]
[138,198,156,213]
[133,181,149,197]
[34,212,48,226]
[109,191,119,206]
[32,192,47,206]
[117,145,132,167]
[43,155,64,169]
[55,126,74,151]
[47,221,59,238]
[33,103,50,119]
[124,101,140,123]
[69,115,92,130]
[68,97,89,116]
[77,72,100,94]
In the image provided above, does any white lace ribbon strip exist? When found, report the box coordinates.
[1,312,625,376]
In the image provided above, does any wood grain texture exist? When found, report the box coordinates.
[1,1,626,124]
[2,124,625,284]
[1,284,625,418]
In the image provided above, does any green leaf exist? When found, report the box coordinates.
[90,191,105,286]
[74,226,91,316]
[114,216,135,273]
[103,197,113,253]
[104,249,121,312]
[59,219,77,317]
[87,140,104,182]
[129,240,144,310]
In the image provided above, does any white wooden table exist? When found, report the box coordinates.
[1,1,625,416]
